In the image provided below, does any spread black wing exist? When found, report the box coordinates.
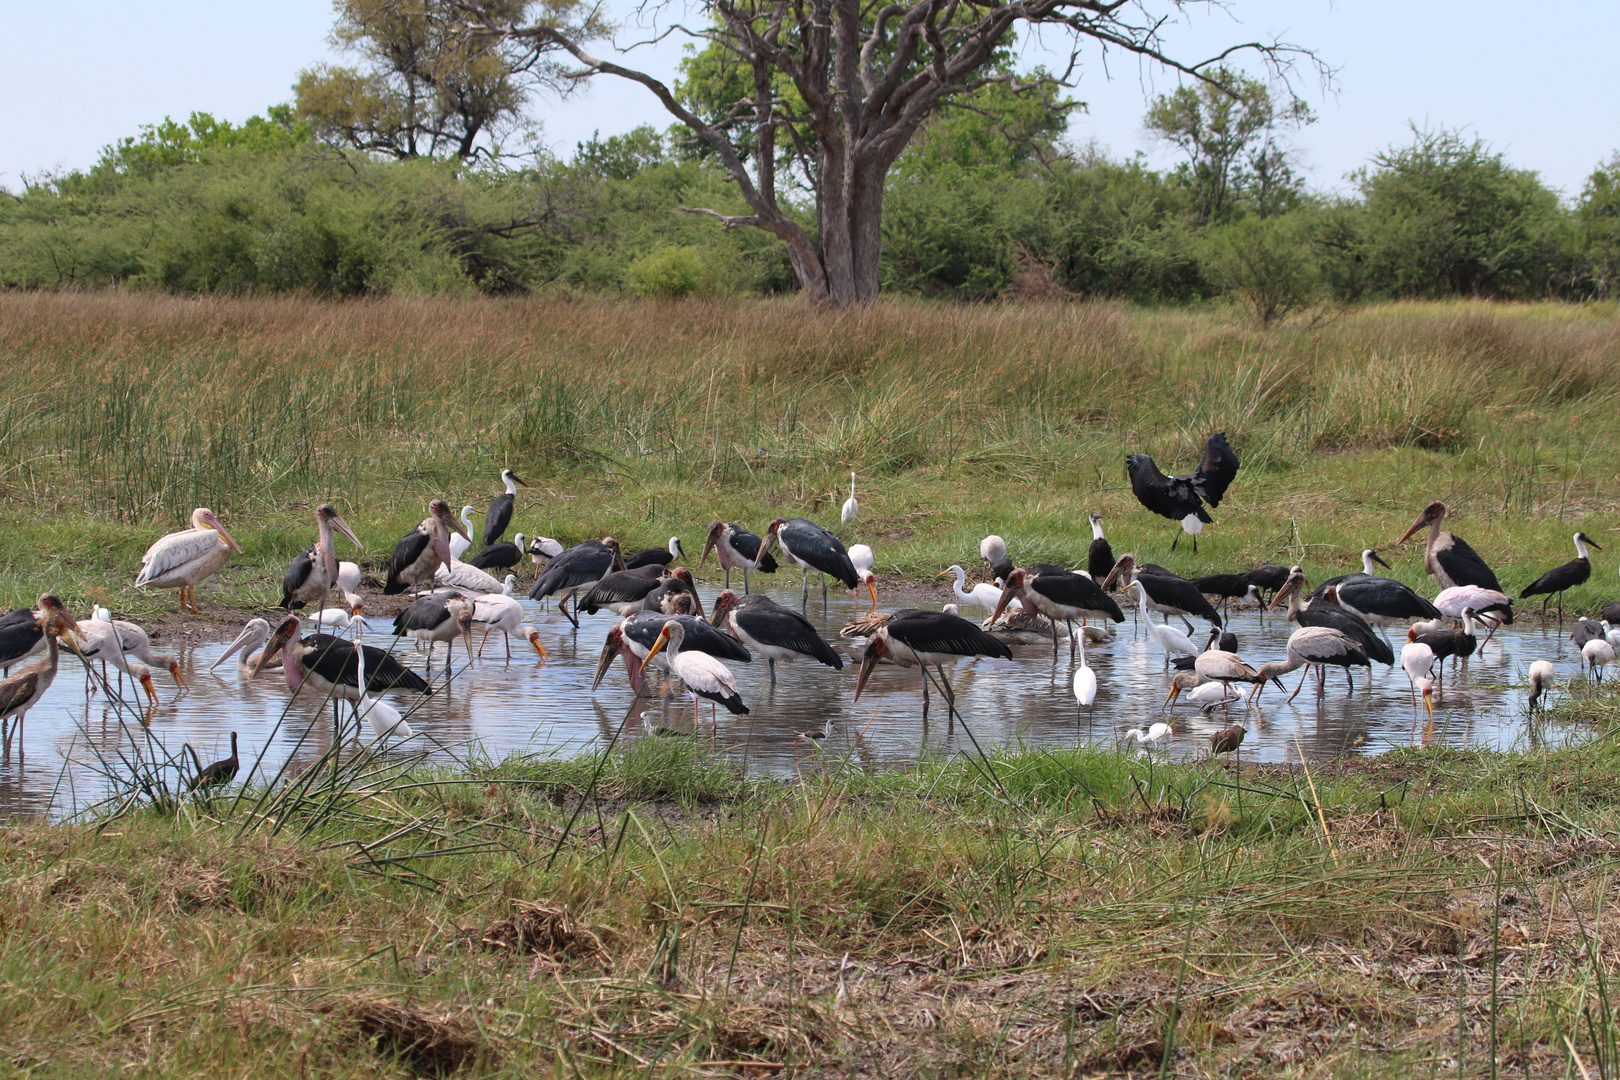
[1126,453,1207,524]
[1191,432,1240,507]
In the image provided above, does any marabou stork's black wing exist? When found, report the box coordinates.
[0,669,41,718]
[581,569,663,614]
[623,611,752,662]
[393,595,449,636]
[624,547,674,570]
[1138,574,1222,626]
[1190,432,1240,508]
[1439,534,1503,592]
[1336,578,1443,621]
[1299,603,1394,666]
[0,614,43,667]
[1520,558,1590,599]
[1604,602,1620,625]
[1126,453,1207,524]
[1030,562,1074,577]
[1193,573,1251,598]
[784,518,859,588]
[529,541,612,600]
[281,546,315,609]
[886,610,1014,660]
[1033,571,1126,622]
[734,597,843,668]
[484,493,514,548]
[303,634,431,694]
[469,542,520,571]
[1243,564,1290,592]
[1308,573,1362,599]
[384,531,432,595]
[728,526,777,574]
[1087,538,1114,581]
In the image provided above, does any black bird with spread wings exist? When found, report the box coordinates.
[1126,432,1241,552]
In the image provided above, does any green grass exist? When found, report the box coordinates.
[0,293,1618,621]
[4,685,1620,1076]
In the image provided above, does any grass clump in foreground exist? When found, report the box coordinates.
[6,694,1620,1076]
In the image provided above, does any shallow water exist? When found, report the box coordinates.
[0,584,1597,819]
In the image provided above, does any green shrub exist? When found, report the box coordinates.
[624,245,710,298]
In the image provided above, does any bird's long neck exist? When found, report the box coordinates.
[317,521,339,582]
[1576,534,1592,560]
[504,476,518,495]
[283,638,304,691]
[849,473,856,497]
[1286,587,1304,621]
[1257,654,1304,681]
[1091,520,1105,541]
[1362,552,1377,575]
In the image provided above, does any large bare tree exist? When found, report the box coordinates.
[456,0,1325,306]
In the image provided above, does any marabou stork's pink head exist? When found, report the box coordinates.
[700,520,725,568]
[987,569,1026,626]
[1099,554,1135,592]
[254,614,303,688]
[710,589,740,627]
[592,623,630,691]
[1265,570,1307,614]
[853,635,891,702]
[1400,501,1447,545]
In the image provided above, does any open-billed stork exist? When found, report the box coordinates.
[393,594,476,677]
[1400,501,1503,592]
[710,589,843,685]
[385,500,468,596]
[1125,432,1240,552]
[846,608,1012,721]
[0,597,80,755]
[841,473,859,525]
[758,517,859,607]
[642,619,749,723]
[470,533,528,575]
[281,504,363,611]
[989,568,1124,661]
[1270,571,1394,666]
[1521,532,1601,623]
[700,521,777,594]
[1087,514,1114,580]
[625,537,685,570]
[134,507,243,613]
[530,537,625,627]
[1102,555,1221,632]
[1253,626,1372,702]
[484,469,527,547]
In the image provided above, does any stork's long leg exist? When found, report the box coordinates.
[1050,618,1061,661]
[1067,620,1077,661]
[1181,615,1195,635]
[821,572,828,605]
[937,665,955,706]
[920,670,930,722]
[1170,530,1181,554]
[801,567,810,608]
[768,658,777,686]
[1288,668,1310,703]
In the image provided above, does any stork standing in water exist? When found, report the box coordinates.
[385,500,468,596]
[0,597,80,757]
[1252,626,1372,702]
[846,608,1012,722]
[1269,571,1395,667]
[989,568,1124,661]
[529,537,625,628]
[1102,555,1222,633]
[709,589,843,685]
[848,544,877,612]
[1087,513,1114,580]
[1125,432,1240,552]
[393,594,477,679]
[641,619,749,725]
[1527,660,1557,711]
[251,614,431,728]
[1309,553,1443,634]
[280,504,364,612]
[841,473,859,525]
[483,469,527,547]
[1520,532,1601,624]
[592,611,751,694]
[700,521,778,594]
[134,507,243,613]
[1400,501,1504,592]
[757,516,859,608]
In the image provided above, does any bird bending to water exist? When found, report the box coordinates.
[847,608,1012,722]
[1125,432,1240,552]
[134,507,243,613]
[1527,660,1557,711]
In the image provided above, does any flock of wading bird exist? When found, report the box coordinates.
[0,435,1616,778]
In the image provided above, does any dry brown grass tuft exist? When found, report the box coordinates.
[480,899,606,968]
[317,997,495,1075]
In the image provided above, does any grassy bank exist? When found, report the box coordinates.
[4,687,1620,1076]
[0,293,1618,619]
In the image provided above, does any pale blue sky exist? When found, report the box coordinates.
[2,0,1616,197]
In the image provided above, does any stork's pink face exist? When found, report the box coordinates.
[700,521,725,567]
[987,571,1025,625]
[1400,501,1447,544]
[1099,556,1133,592]
[711,589,739,623]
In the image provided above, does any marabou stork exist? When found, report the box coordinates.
[134,507,243,613]
[1269,571,1395,666]
[700,521,778,594]
[0,607,44,675]
[470,533,528,575]
[0,597,80,755]
[280,504,364,612]
[1125,432,1240,552]
[1527,659,1557,710]
[252,615,431,726]
[624,537,685,570]
[1087,513,1114,581]
[1309,555,1443,630]
[937,566,1002,615]
[710,589,843,684]
[1400,501,1503,592]
[641,619,749,723]
[642,568,705,617]
[577,564,666,617]
[385,500,468,596]
[1253,626,1372,702]
[393,594,476,677]
[841,472,859,525]
[1101,555,1221,632]
[757,516,859,607]
[187,732,239,792]
[989,568,1124,661]
[483,469,527,547]
[1520,532,1601,623]
[592,612,751,694]
[1122,581,1199,668]
[1243,564,1291,605]
[529,537,625,627]
[213,618,281,675]
[846,608,1012,721]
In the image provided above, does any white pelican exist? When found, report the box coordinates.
[841,472,859,525]
[435,557,505,594]
[213,618,280,674]
[134,507,243,613]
